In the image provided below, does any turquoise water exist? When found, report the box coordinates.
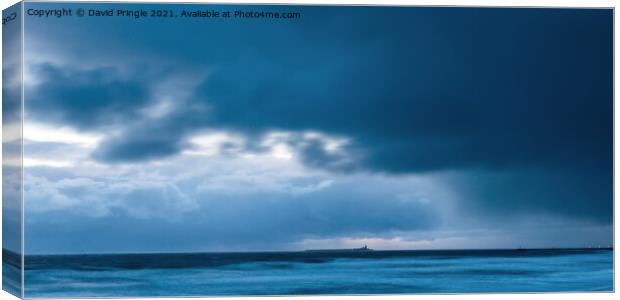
[23,249,613,297]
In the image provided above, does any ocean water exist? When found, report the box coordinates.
[23,249,613,298]
[2,249,22,297]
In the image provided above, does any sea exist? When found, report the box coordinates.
[16,249,614,298]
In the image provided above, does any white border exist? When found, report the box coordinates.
[0,1,617,300]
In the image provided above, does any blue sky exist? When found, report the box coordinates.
[20,3,612,254]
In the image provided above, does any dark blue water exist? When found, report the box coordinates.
[23,249,613,297]
[2,249,22,297]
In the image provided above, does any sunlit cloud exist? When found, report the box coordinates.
[24,158,75,168]
[24,121,102,148]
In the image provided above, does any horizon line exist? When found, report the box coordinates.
[4,246,614,256]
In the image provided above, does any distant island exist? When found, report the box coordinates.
[305,245,374,253]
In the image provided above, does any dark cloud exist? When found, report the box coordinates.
[2,5,22,126]
[27,8,612,175]
[29,64,151,129]
[1,71,21,124]
[195,8,612,175]
[91,120,190,162]
[446,168,613,224]
[23,5,613,232]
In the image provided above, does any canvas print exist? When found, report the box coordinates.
[2,1,614,298]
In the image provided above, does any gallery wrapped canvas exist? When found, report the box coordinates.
[2,1,614,298]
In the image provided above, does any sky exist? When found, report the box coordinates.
[18,3,613,254]
[2,2,23,255]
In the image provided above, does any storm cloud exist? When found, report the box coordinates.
[21,4,613,253]
[27,7,612,173]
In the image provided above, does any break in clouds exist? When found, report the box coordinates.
[21,5,612,253]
